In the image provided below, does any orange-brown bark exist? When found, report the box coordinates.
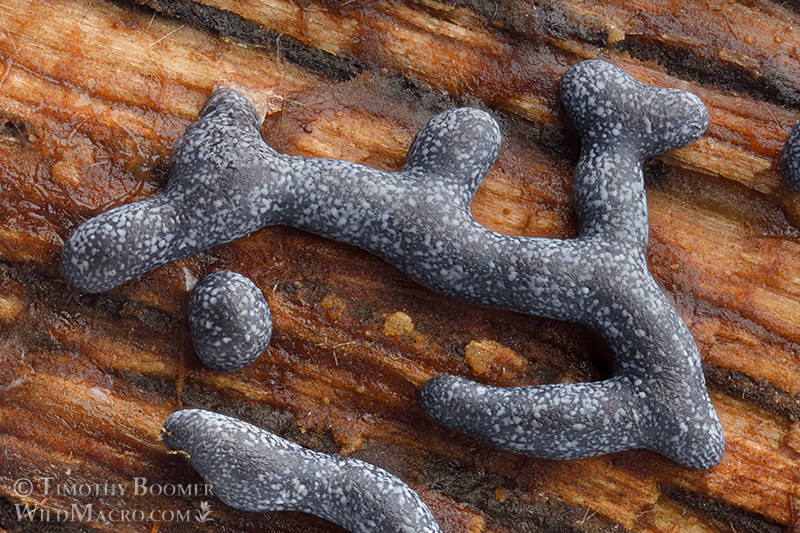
[0,0,798,531]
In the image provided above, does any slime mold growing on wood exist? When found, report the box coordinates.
[781,121,800,192]
[420,61,725,469]
[188,270,271,371]
[62,60,724,468]
[161,409,443,533]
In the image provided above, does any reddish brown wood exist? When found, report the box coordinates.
[0,0,799,531]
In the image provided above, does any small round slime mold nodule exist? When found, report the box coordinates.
[188,270,271,371]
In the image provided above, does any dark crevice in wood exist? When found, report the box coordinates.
[416,455,603,533]
[705,364,800,422]
[115,369,176,398]
[0,260,179,337]
[661,486,785,533]
[126,0,364,82]
[127,0,584,165]
[486,490,632,533]
[450,0,610,47]
[177,377,343,454]
[454,0,800,110]
[121,0,585,159]
[0,113,28,143]
[123,0,579,150]
[763,0,800,15]
[614,36,800,109]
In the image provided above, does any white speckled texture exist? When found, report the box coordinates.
[781,121,800,192]
[188,270,271,371]
[61,59,724,468]
[421,60,723,469]
[161,409,442,533]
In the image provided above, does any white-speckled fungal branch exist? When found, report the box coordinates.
[161,409,443,533]
[422,61,724,469]
[188,271,272,371]
[781,121,800,191]
[61,59,724,468]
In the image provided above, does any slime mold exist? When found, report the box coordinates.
[188,270,271,371]
[62,60,724,468]
[161,409,443,533]
[781,121,800,192]
[420,61,725,468]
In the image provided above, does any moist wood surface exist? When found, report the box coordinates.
[0,0,799,532]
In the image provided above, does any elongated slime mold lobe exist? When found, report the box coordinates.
[162,409,443,533]
[781,121,800,192]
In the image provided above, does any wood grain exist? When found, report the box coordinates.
[0,0,798,531]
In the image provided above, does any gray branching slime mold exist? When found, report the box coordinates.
[62,60,724,469]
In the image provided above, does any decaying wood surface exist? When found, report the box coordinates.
[0,0,799,531]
